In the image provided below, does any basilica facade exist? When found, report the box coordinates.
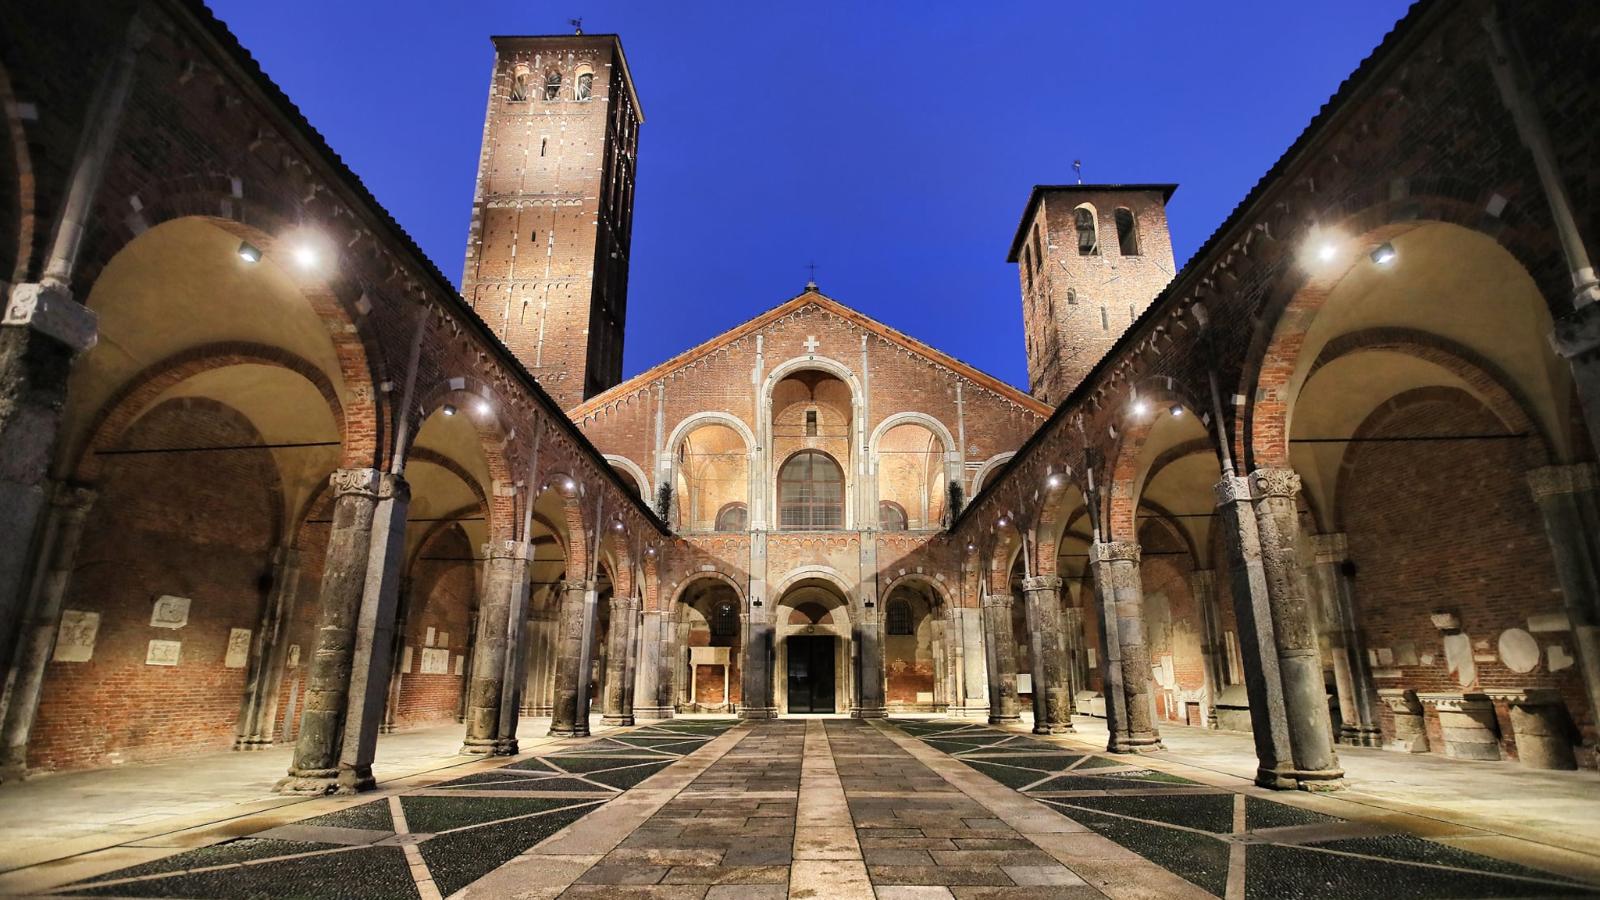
[1,0,1598,805]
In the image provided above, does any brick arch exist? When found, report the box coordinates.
[1134,500,1202,567]
[1306,327,1553,467]
[1331,385,1541,531]
[412,377,521,543]
[882,572,954,613]
[1102,380,1215,543]
[1239,202,1554,471]
[405,507,482,578]
[667,570,745,608]
[70,342,347,483]
[76,209,385,468]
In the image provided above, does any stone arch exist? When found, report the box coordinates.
[604,454,651,500]
[760,355,866,528]
[667,570,746,608]
[665,412,752,532]
[771,565,854,600]
[969,451,1016,498]
[1102,380,1213,543]
[412,377,521,543]
[871,411,956,530]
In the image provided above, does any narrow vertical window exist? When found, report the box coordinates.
[886,598,913,633]
[575,70,594,101]
[539,137,548,156]
[1023,247,1034,292]
[508,65,530,102]
[1100,306,1109,330]
[1075,206,1098,255]
[1115,208,1140,256]
[543,71,562,101]
[1067,288,1078,306]
[805,409,819,437]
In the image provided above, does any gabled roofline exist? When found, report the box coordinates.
[1007,184,1179,262]
[489,33,644,123]
[571,289,1053,418]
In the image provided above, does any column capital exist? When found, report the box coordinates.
[1249,467,1301,500]
[1089,540,1140,565]
[1311,532,1349,564]
[1526,463,1599,500]
[50,481,98,515]
[482,539,532,561]
[1214,474,1252,506]
[3,282,97,352]
[980,593,1015,610]
[560,578,592,594]
[329,468,408,501]
[1021,575,1063,593]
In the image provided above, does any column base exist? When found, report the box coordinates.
[987,714,1022,726]
[1038,722,1074,735]
[853,707,887,719]
[547,724,589,737]
[233,736,276,751]
[274,766,375,796]
[1256,766,1346,791]
[378,725,398,735]
[0,762,28,785]
[633,706,674,720]
[521,704,554,717]
[738,706,779,720]
[460,737,499,755]
[1338,724,1382,748]
[1107,733,1164,753]
[948,703,990,719]
[602,715,635,726]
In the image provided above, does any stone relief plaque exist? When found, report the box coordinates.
[421,647,450,674]
[53,610,101,662]
[150,595,191,629]
[287,644,300,668]
[224,628,251,668]
[146,639,181,666]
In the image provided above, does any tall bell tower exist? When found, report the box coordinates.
[461,31,642,410]
[1009,184,1177,406]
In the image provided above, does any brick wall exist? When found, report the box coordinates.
[31,399,279,771]
[394,527,474,728]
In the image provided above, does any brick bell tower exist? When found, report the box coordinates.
[1008,184,1177,406]
[461,31,642,410]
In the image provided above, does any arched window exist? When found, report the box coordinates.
[886,598,913,635]
[575,66,594,101]
[1075,206,1098,255]
[711,600,738,640]
[1066,287,1077,306]
[543,71,562,101]
[778,450,844,530]
[1115,208,1140,256]
[714,502,748,532]
[508,65,531,102]
[879,501,908,532]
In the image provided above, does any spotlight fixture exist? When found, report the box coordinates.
[476,399,492,415]
[237,241,262,263]
[997,516,1010,528]
[1369,242,1397,266]
[563,478,577,493]
[441,403,457,416]
[1169,404,1184,417]
[1132,399,1151,417]
[612,520,625,531]
[1045,473,1064,490]
[752,597,764,608]
[1317,242,1338,263]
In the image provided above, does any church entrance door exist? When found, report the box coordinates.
[786,636,836,713]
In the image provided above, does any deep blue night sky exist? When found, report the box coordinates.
[207,0,1414,390]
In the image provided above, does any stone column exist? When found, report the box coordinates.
[1309,534,1381,747]
[1088,541,1161,752]
[1022,575,1072,734]
[981,593,1021,724]
[277,468,408,795]
[952,605,989,717]
[549,579,592,737]
[379,577,412,736]
[740,606,778,719]
[853,539,886,719]
[1188,569,1226,729]
[620,597,640,725]
[1249,469,1342,788]
[238,547,303,748]
[522,605,556,716]
[603,595,637,725]
[1215,474,1296,786]
[1527,464,1600,737]
[1061,602,1089,707]
[463,541,528,754]
[0,484,96,781]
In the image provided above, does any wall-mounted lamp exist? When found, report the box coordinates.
[752,597,763,608]
[1370,242,1397,266]
[237,241,262,263]
[441,403,457,417]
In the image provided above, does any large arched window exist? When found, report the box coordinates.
[886,597,913,635]
[543,71,562,101]
[778,450,844,530]
[1075,205,1098,255]
[575,66,594,101]
[879,500,908,532]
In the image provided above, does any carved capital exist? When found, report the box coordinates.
[1089,540,1140,565]
[51,481,99,517]
[483,539,531,561]
[560,579,592,595]
[379,472,410,503]
[1312,532,1349,565]
[329,467,384,499]
[1213,474,1252,506]
[1021,575,1063,594]
[980,593,1015,610]
[3,282,98,352]
[1527,463,1599,500]
[1249,467,1301,500]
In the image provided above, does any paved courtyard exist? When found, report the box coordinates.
[0,718,1597,898]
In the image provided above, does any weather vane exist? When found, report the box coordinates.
[569,17,583,35]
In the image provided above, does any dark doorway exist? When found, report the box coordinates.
[786,636,836,713]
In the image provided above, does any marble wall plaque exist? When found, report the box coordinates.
[150,595,191,629]
[690,646,730,666]
[401,645,413,672]
[425,626,436,646]
[224,628,251,668]
[1550,645,1575,672]
[1498,628,1539,673]
[287,644,300,668]
[1017,673,1033,694]
[1086,648,1096,667]
[146,639,181,666]
[454,654,465,675]
[420,647,450,674]
[53,610,100,662]
[1528,612,1571,633]
[438,632,449,648]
